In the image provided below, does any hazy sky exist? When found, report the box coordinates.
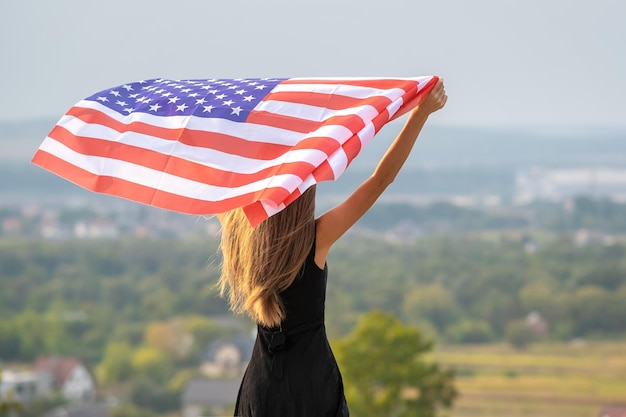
[1,0,625,127]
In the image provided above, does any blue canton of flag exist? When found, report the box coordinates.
[86,78,286,123]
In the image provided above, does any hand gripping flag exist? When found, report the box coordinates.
[32,76,438,226]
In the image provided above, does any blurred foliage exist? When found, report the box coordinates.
[0,232,625,366]
[334,310,456,417]
[2,199,626,415]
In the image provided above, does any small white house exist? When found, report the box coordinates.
[199,334,255,378]
[181,378,240,417]
[1,370,52,403]
[33,357,95,401]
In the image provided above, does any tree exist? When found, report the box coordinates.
[96,342,133,385]
[445,319,494,344]
[402,284,462,331]
[131,346,173,384]
[505,320,535,350]
[333,310,456,417]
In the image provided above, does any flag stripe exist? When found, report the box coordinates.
[281,77,425,90]
[262,91,383,111]
[269,82,406,101]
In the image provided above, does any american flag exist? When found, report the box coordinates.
[32,76,438,226]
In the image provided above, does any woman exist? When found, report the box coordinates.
[217,79,447,417]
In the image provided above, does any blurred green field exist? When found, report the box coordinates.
[432,341,626,417]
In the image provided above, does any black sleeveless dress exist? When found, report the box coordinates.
[234,240,349,417]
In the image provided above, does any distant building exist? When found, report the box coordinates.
[574,229,616,247]
[33,357,95,401]
[1,369,52,403]
[199,334,255,378]
[42,402,110,417]
[181,378,240,417]
[73,219,119,239]
[525,311,550,338]
[515,168,626,203]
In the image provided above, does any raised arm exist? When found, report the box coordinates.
[314,79,447,267]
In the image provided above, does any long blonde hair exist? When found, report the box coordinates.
[218,186,316,328]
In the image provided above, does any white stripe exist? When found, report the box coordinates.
[38,138,305,201]
[270,83,408,100]
[255,100,383,125]
[386,97,403,117]
[289,76,433,82]
[356,122,376,149]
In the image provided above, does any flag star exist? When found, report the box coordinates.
[215,93,227,100]
[255,85,267,90]
[248,81,258,86]
[231,106,243,116]
[155,89,165,94]
[124,108,133,113]
[188,93,199,97]
[137,96,148,102]
[195,98,207,105]
[129,93,139,98]
[97,96,108,102]
[223,100,234,106]
[161,92,172,97]
[181,88,192,93]
[168,96,180,104]
[201,85,213,90]
[109,90,121,97]
[122,84,133,91]
[116,100,128,106]
[138,80,147,84]
[235,89,246,95]
[227,85,238,90]
[243,95,255,102]
[203,105,215,113]
[176,103,189,112]
[149,103,162,112]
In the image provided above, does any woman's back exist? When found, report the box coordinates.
[234,240,349,417]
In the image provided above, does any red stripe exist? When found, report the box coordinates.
[245,111,320,134]
[32,150,291,215]
[280,78,420,92]
[311,160,336,182]
[263,90,392,111]
[247,110,371,136]
[66,106,292,161]
[242,202,268,227]
[46,125,318,187]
